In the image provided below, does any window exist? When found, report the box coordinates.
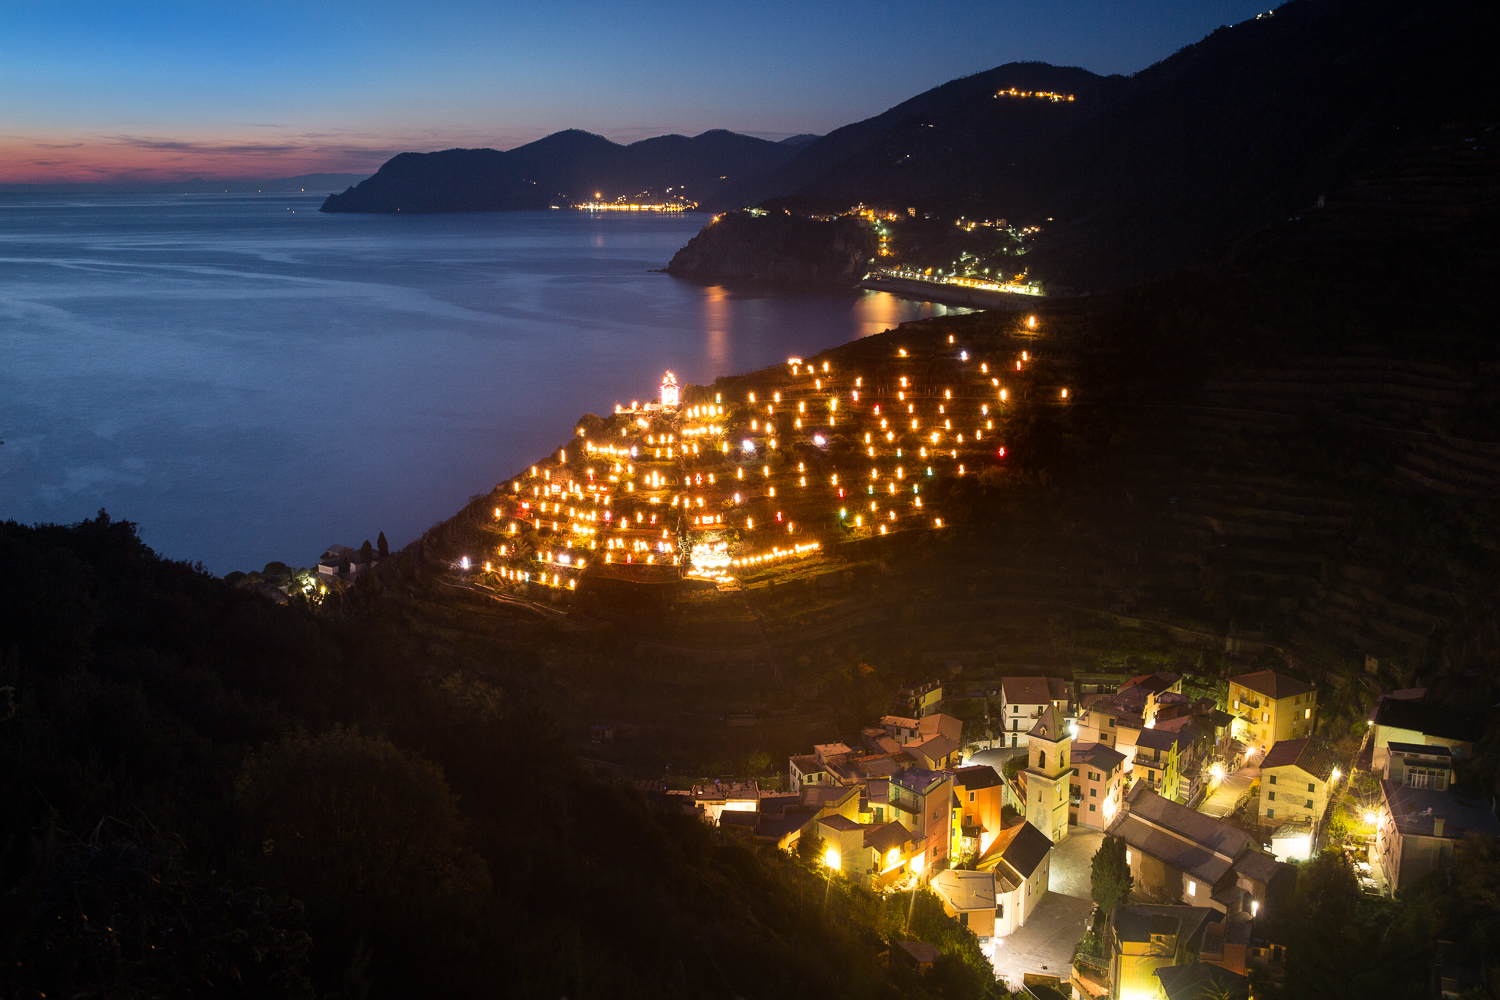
[1039,750,1047,769]
[1262,712,1269,723]
[1269,775,1277,785]
[969,791,976,803]
[1268,791,1276,801]
[996,903,1004,918]
[1147,770,1155,781]
[1125,849,1132,864]
[1305,708,1312,719]
[1012,705,1019,713]
[960,912,969,927]
[875,807,883,822]
[1187,881,1196,897]
[1089,804,1096,812]
[1108,718,1116,727]
[1267,808,1274,818]
[1090,788,1097,797]
[1307,782,1315,793]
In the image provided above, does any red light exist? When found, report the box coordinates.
[997,447,1007,458]
[1016,361,1022,370]
[776,511,783,522]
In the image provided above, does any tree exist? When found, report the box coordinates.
[797,830,826,866]
[377,531,389,557]
[236,727,491,919]
[747,750,772,775]
[360,539,374,564]
[1090,835,1134,916]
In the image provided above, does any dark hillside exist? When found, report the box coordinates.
[321,128,799,213]
[1011,0,1500,291]
[699,0,1499,294]
[705,62,1113,214]
[0,514,997,999]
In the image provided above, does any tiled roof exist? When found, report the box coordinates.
[790,754,822,773]
[895,941,939,965]
[953,764,1005,790]
[1156,962,1249,1000]
[1381,780,1500,839]
[1112,904,1213,946]
[930,869,998,912]
[1230,850,1285,886]
[881,715,919,730]
[1107,786,1255,886]
[893,767,947,795]
[1260,736,1341,780]
[818,814,862,833]
[908,734,960,765]
[1000,821,1053,878]
[918,713,963,742]
[1001,676,1063,705]
[864,821,914,853]
[1136,727,1194,753]
[1121,672,1181,695]
[1029,705,1062,741]
[1230,670,1316,701]
[1072,742,1125,771]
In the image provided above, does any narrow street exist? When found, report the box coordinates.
[1199,764,1257,819]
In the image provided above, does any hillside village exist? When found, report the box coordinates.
[629,664,1496,999]
[381,299,1500,999]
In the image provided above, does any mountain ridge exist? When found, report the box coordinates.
[319,128,797,213]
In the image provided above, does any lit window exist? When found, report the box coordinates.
[1125,849,1132,864]
[1187,881,1196,897]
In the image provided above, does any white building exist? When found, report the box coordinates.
[660,371,680,407]
[998,676,1070,748]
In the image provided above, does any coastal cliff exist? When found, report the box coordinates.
[665,210,877,286]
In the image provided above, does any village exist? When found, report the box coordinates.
[639,665,1496,1000]
[374,315,1500,1000]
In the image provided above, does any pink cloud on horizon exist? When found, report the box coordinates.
[0,132,416,183]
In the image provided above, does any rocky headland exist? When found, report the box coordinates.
[665,210,876,286]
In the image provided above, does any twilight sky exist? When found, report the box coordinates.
[0,0,1274,183]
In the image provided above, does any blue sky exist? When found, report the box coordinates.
[0,0,1276,181]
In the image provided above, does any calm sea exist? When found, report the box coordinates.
[0,193,969,572]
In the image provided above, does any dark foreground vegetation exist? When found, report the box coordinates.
[0,514,1001,999]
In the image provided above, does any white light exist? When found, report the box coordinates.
[741,439,755,453]
[813,434,826,446]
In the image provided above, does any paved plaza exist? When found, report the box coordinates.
[987,828,1102,989]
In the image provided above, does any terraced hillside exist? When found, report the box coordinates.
[399,123,1500,773]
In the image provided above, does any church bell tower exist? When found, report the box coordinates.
[1024,705,1071,846]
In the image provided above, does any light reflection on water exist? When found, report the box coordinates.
[0,195,969,571]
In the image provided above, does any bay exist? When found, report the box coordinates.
[0,193,969,572]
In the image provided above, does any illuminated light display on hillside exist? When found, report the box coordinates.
[473,330,1062,593]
